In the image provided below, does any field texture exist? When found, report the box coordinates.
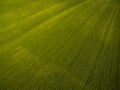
[0,0,120,90]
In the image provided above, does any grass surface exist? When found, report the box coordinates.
[0,0,120,90]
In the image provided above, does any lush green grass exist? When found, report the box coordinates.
[0,0,120,90]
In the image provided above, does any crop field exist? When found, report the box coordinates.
[0,0,120,90]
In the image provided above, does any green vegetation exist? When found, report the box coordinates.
[0,0,120,90]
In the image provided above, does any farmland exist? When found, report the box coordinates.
[0,0,120,90]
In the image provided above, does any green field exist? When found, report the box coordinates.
[0,0,120,90]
